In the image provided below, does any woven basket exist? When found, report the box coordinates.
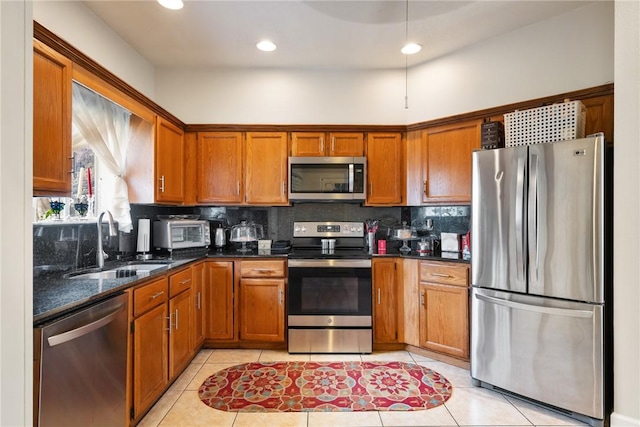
[504,100,586,147]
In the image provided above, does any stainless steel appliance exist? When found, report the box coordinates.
[470,135,612,427]
[153,218,210,251]
[287,221,372,353]
[35,293,129,426]
[288,156,366,201]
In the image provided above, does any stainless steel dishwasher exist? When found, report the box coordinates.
[35,293,129,427]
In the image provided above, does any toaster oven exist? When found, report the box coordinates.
[153,219,211,250]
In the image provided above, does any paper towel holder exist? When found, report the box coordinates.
[136,218,154,260]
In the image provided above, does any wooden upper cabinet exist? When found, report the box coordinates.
[33,40,73,196]
[155,117,186,203]
[196,132,244,204]
[366,132,403,205]
[422,120,482,204]
[245,132,289,205]
[291,132,326,156]
[291,132,364,156]
[329,132,365,156]
[582,95,614,144]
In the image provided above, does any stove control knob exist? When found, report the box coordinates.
[327,318,333,324]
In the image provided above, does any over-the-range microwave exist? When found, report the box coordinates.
[288,156,366,202]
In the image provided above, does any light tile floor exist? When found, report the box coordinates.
[138,349,589,427]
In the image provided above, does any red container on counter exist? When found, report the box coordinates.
[377,239,386,254]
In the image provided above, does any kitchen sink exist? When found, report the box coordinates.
[66,264,169,280]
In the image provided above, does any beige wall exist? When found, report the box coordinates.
[0,2,32,425]
[611,2,640,425]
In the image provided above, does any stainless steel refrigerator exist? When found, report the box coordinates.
[470,135,612,427]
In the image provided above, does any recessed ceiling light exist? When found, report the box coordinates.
[256,40,277,52]
[401,43,422,55]
[158,0,184,10]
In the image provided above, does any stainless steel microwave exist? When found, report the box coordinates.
[288,156,366,202]
[153,219,211,250]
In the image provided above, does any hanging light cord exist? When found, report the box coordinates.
[404,0,409,109]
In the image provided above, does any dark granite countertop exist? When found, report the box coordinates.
[34,248,467,326]
[33,258,195,326]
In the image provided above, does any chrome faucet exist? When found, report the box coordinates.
[97,210,118,268]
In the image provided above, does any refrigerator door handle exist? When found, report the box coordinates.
[475,293,593,318]
[515,157,526,282]
[529,154,539,283]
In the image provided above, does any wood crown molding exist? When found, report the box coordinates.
[34,21,184,129]
[34,21,612,134]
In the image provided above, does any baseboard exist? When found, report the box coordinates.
[610,413,640,426]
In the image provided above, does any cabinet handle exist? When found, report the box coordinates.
[252,268,274,274]
[331,137,335,153]
[280,289,283,305]
[431,272,451,278]
[174,309,179,330]
[282,181,286,195]
[150,291,165,300]
[166,313,172,333]
[197,291,201,310]
[69,153,76,176]
[320,137,324,152]
[237,181,240,195]
[423,180,427,195]
[180,279,191,285]
[159,175,166,193]
[420,292,425,306]
[377,288,381,304]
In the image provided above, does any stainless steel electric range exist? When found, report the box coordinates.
[287,221,372,354]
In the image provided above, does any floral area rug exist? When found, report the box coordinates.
[198,361,452,412]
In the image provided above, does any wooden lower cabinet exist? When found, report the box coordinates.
[372,258,399,344]
[132,278,169,420]
[168,288,192,379]
[192,262,205,349]
[204,261,235,341]
[239,259,286,343]
[418,261,470,360]
[131,267,196,422]
[239,278,285,342]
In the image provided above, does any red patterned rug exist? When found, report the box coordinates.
[198,361,452,412]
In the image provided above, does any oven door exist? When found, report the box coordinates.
[288,259,372,353]
[287,259,372,324]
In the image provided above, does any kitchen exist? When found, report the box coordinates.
[1,1,639,427]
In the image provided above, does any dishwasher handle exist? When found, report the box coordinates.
[47,303,126,347]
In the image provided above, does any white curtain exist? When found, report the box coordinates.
[72,82,133,232]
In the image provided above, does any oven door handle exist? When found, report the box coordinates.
[288,259,371,268]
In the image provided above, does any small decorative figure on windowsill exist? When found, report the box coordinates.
[46,200,65,220]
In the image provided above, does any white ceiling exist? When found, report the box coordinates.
[83,0,594,70]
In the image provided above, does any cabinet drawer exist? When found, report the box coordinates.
[133,278,168,317]
[169,268,193,297]
[240,260,286,278]
[419,261,468,287]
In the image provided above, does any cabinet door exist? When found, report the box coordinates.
[372,258,398,344]
[169,290,192,380]
[366,133,402,205]
[133,303,168,419]
[422,120,481,204]
[204,261,235,340]
[192,262,205,350]
[197,132,244,204]
[419,282,469,359]
[245,132,289,205]
[33,40,72,196]
[582,95,614,144]
[291,132,326,156]
[329,132,364,156]
[240,278,285,342]
[155,117,185,203]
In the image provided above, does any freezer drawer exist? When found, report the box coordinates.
[471,288,603,419]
